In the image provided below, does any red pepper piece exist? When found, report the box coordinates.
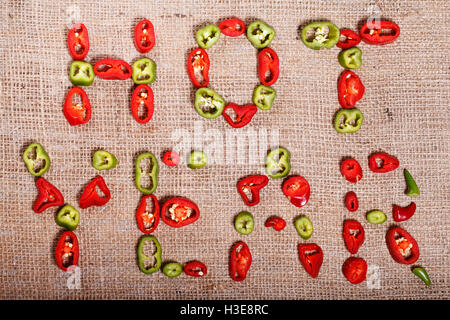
[386,226,420,265]
[342,257,367,284]
[131,84,154,124]
[237,175,269,206]
[79,176,111,209]
[265,216,286,231]
[369,152,399,173]
[67,23,89,60]
[134,19,155,53]
[218,18,246,37]
[55,231,79,272]
[336,29,361,49]
[298,243,323,278]
[393,202,416,222]
[184,261,207,277]
[33,177,65,213]
[258,48,279,86]
[343,220,365,254]
[136,195,160,234]
[161,197,200,228]
[229,242,252,281]
[282,176,310,208]
[360,20,400,45]
[340,158,363,183]
[338,70,365,109]
[94,59,132,80]
[222,103,257,128]
[345,191,359,212]
[187,48,210,88]
[162,151,180,167]
[63,87,92,126]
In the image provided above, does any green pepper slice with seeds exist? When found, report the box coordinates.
[137,235,162,274]
[247,21,276,49]
[132,58,156,84]
[234,211,254,235]
[301,21,340,50]
[295,216,313,240]
[92,150,117,170]
[338,47,362,69]
[135,152,159,194]
[188,151,208,169]
[266,147,291,179]
[253,85,277,110]
[69,61,94,86]
[23,142,50,177]
[196,24,221,49]
[163,262,183,278]
[334,108,363,133]
[404,169,420,197]
[194,87,226,119]
[366,210,387,224]
[56,204,80,231]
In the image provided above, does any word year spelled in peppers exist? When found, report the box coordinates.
[266,147,291,179]
[63,87,91,126]
[55,231,79,272]
[229,242,252,281]
[301,21,340,50]
[137,235,162,274]
[161,197,200,228]
[237,175,269,206]
[23,142,50,177]
[135,152,159,194]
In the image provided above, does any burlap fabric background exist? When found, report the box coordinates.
[0,0,448,300]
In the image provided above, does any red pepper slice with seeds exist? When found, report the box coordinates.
[393,202,416,222]
[342,257,367,284]
[343,220,365,254]
[134,19,155,53]
[79,175,111,209]
[161,197,200,228]
[345,191,359,212]
[63,87,91,126]
[184,261,207,277]
[55,231,79,272]
[369,152,399,173]
[298,243,323,278]
[94,59,132,80]
[237,175,269,206]
[131,84,154,124]
[218,18,246,37]
[282,176,310,208]
[222,103,257,128]
[136,195,160,234]
[338,70,365,109]
[265,216,286,231]
[258,48,279,86]
[67,23,89,60]
[336,29,361,49]
[340,158,363,183]
[162,151,180,167]
[229,241,252,282]
[33,177,65,213]
[386,226,420,265]
[360,20,400,45]
[187,48,210,88]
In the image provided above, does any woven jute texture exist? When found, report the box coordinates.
[0,0,449,300]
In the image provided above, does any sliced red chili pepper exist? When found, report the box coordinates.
[131,84,154,124]
[67,23,89,60]
[237,175,269,206]
[162,151,180,167]
[369,152,399,173]
[344,191,359,212]
[184,261,207,277]
[161,197,200,228]
[342,257,367,284]
[63,87,91,126]
[340,158,363,183]
[393,202,416,222]
[79,175,111,209]
[360,20,400,45]
[336,29,361,49]
[338,71,365,109]
[218,18,246,37]
[298,243,323,278]
[265,216,286,231]
[134,19,155,53]
[386,226,420,265]
[229,241,252,282]
[136,195,160,234]
[33,177,65,213]
[55,231,79,272]
[258,48,279,86]
[222,103,257,128]
[187,48,210,88]
[94,59,132,80]
[343,220,365,254]
[282,176,310,208]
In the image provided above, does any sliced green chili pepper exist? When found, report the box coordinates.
[132,58,156,84]
[366,210,387,224]
[334,108,363,133]
[247,21,275,49]
[23,142,50,177]
[295,216,313,240]
[196,24,221,49]
[135,152,159,194]
[301,21,340,50]
[92,150,117,170]
[412,267,431,286]
[137,235,162,274]
[163,262,183,278]
[69,61,94,86]
[266,147,291,179]
[56,204,80,231]
[234,211,254,235]
[188,151,208,169]
[253,85,276,110]
[404,169,420,197]
[338,47,362,69]
[194,87,225,119]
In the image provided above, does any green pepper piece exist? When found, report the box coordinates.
[366,210,387,224]
[301,21,340,50]
[253,85,277,110]
[338,47,362,69]
[266,147,291,179]
[92,150,118,170]
[188,151,208,169]
[234,211,254,235]
[162,262,183,278]
[196,24,221,49]
[132,58,156,84]
[295,216,313,240]
[137,235,162,274]
[135,152,159,194]
[404,169,420,197]
[334,108,363,133]
[194,88,225,119]
[412,267,431,286]
[23,142,50,177]
[56,205,80,231]
[247,21,276,49]
[69,61,94,86]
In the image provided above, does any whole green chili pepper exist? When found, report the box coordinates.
[188,151,208,169]
[135,152,159,194]
[338,47,362,69]
[132,58,156,84]
[69,61,94,86]
[247,21,276,49]
[56,204,80,231]
[266,147,291,179]
[366,210,387,224]
[234,211,254,235]
[404,169,420,197]
[137,235,162,274]
[301,21,340,50]
[253,85,277,110]
[295,216,313,240]
[412,267,431,286]
[334,108,363,133]
[92,150,118,170]
[23,142,50,177]
[196,24,221,49]
[163,262,183,278]
[194,87,225,119]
